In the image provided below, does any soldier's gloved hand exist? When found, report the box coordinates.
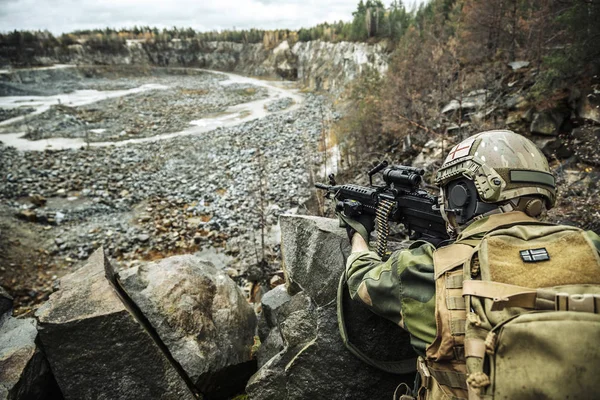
[336,211,375,243]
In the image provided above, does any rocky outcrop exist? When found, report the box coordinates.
[118,255,257,399]
[0,39,388,92]
[35,248,197,400]
[247,215,416,400]
[292,41,388,91]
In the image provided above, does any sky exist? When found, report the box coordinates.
[0,0,422,35]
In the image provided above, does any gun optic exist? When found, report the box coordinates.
[382,166,424,188]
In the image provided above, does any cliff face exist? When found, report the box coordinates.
[2,39,389,92]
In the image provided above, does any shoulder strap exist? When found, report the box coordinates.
[457,212,548,242]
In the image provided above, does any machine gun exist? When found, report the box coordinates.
[316,161,449,257]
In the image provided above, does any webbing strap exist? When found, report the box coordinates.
[337,271,417,374]
[463,280,600,313]
[447,296,466,310]
[464,339,486,359]
[446,275,464,289]
[451,319,466,335]
[429,367,469,390]
[462,280,538,310]
[454,346,465,361]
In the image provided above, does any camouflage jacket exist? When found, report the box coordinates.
[346,212,600,356]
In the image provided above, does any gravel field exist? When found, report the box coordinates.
[0,66,328,314]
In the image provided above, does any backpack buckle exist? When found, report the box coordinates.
[416,357,431,389]
[555,293,596,313]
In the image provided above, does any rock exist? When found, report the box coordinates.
[578,95,600,124]
[0,286,12,319]
[35,248,196,400]
[248,215,417,400]
[0,317,62,400]
[537,137,573,159]
[136,233,150,243]
[411,139,451,170]
[506,112,522,125]
[441,89,488,114]
[508,61,530,71]
[118,254,257,399]
[279,215,350,305]
[530,111,562,135]
[260,285,292,330]
[15,209,37,223]
[29,194,47,208]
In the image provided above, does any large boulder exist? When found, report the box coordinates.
[0,317,62,400]
[35,248,196,400]
[247,215,417,400]
[530,111,563,136]
[118,255,257,400]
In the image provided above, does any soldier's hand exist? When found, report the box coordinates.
[336,211,375,243]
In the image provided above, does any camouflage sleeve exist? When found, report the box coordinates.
[585,230,600,253]
[346,242,437,352]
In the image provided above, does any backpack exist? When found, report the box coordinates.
[462,221,600,399]
[420,213,600,400]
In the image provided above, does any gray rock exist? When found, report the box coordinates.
[536,137,573,159]
[248,215,417,400]
[35,248,196,400]
[260,284,292,329]
[578,95,600,124]
[530,111,562,135]
[508,61,530,71]
[0,287,12,319]
[279,215,350,305]
[118,254,257,399]
[0,317,62,400]
[256,330,284,368]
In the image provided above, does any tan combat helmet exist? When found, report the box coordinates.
[435,130,556,231]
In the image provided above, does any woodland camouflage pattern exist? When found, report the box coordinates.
[346,214,600,357]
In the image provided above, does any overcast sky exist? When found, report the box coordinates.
[0,0,423,35]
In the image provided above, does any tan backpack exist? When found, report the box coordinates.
[419,214,600,400]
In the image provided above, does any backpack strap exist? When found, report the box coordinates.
[462,280,600,313]
[457,211,548,242]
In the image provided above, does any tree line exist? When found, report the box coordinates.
[336,0,600,174]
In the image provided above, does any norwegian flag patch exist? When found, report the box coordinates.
[444,138,475,163]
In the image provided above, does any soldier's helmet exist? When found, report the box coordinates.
[434,130,556,232]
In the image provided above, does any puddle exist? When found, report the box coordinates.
[0,84,168,127]
[0,69,304,151]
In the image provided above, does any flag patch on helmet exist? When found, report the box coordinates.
[444,138,475,163]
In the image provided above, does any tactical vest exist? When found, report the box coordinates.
[417,212,600,400]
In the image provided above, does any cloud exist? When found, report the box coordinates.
[0,0,370,34]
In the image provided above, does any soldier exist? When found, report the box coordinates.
[339,130,600,399]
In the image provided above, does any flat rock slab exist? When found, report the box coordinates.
[0,317,61,400]
[118,254,257,400]
[35,248,196,400]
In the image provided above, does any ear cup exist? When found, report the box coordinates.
[445,179,479,224]
[524,198,543,217]
[449,184,470,207]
